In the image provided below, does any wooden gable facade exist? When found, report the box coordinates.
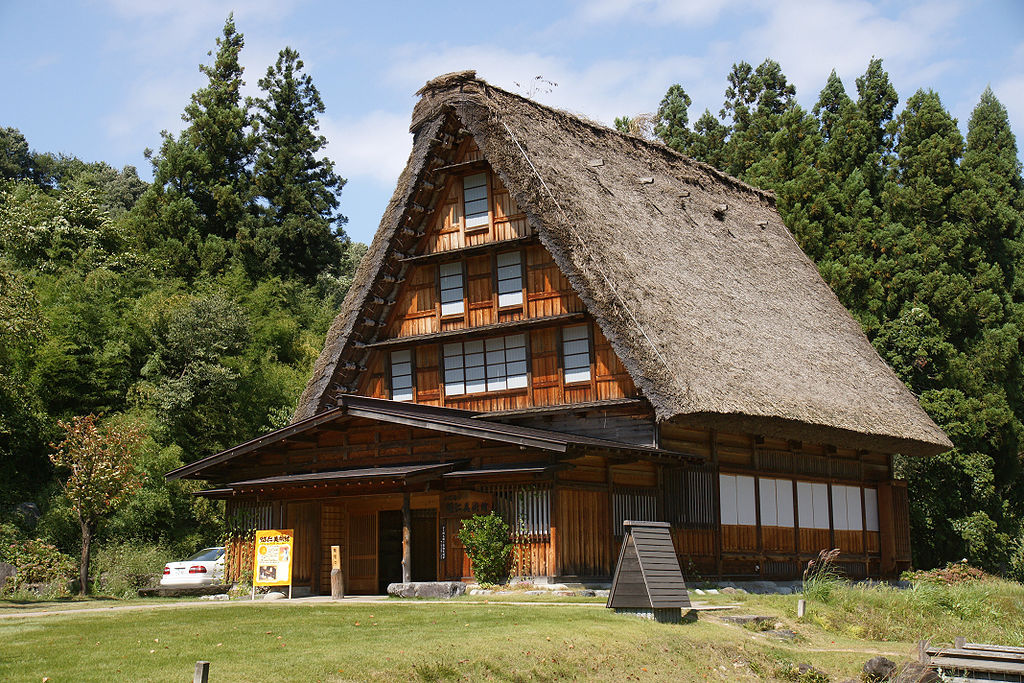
[167,72,949,594]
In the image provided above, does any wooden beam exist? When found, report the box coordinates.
[400,235,536,265]
[362,312,586,349]
[401,490,412,583]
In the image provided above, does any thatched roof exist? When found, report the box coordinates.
[295,71,951,458]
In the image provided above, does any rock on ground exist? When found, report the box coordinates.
[138,584,232,598]
[387,582,467,599]
[863,656,897,681]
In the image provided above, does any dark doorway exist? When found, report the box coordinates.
[378,510,403,593]
[411,509,438,582]
[377,508,438,592]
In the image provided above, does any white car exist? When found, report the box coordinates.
[160,547,226,586]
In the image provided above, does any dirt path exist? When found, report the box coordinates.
[0,596,738,620]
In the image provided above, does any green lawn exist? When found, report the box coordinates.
[2,579,1021,681]
[0,600,900,682]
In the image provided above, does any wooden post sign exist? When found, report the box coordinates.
[607,521,690,624]
[252,529,294,599]
[330,545,344,600]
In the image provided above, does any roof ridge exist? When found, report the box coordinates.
[416,70,776,205]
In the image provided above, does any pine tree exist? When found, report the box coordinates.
[128,15,255,276]
[720,59,797,178]
[654,84,692,153]
[877,89,1022,568]
[240,47,348,281]
[687,109,729,168]
[854,58,899,198]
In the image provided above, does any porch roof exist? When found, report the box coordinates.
[167,395,688,481]
[229,462,457,488]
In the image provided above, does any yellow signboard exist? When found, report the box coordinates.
[253,529,294,587]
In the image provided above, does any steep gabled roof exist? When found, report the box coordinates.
[296,70,951,458]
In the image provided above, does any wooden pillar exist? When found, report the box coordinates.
[710,430,722,580]
[401,490,412,583]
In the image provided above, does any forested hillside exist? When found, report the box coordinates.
[0,17,364,558]
[622,59,1024,575]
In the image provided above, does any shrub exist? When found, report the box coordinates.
[91,542,172,598]
[457,512,512,586]
[903,561,993,586]
[1008,535,1024,583]
[0,531,76,596]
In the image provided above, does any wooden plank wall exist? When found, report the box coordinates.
[557,488,611,577]
[285,502,319,590]
[660,421,899,579]
[422,137,528,256]
[319,503,345,593]
[363,319,640,412]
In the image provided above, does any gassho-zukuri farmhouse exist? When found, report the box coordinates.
[166,71,951,594]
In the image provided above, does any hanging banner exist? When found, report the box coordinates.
[253,529,294,587]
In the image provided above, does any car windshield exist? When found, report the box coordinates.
[186,548,224,562]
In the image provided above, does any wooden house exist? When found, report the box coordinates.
[166,71,951,594]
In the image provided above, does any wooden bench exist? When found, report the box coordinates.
[920,638,1024,682]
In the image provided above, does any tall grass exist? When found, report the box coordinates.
[91,542,174,598]
[798,579,1024,645]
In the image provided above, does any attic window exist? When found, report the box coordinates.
[561,325,591,384]
[439,261,465,316]
[390,349,414,402]
[463,173,489,230]
[496,251,523,307]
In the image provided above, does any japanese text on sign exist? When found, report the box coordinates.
[253,529,294,587]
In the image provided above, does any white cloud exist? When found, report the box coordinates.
[320,111,412,186]
[575,0,738,26]
[385,45,708,128]
[735,0,964,100]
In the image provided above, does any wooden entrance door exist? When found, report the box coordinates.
[347,511,377,594]
[411,509,437,582]
[285,501,319,590]
[378,510,404,593]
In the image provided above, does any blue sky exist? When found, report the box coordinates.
[2,0,1022,245]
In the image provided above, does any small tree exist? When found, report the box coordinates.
[457,512,512,586]
[50,415,144,595]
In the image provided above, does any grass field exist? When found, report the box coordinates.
[1,579,1021,681]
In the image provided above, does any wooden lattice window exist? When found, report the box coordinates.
[664,464,716,529]
[486,485,551,541]
[496,251,523,308]
[390,349,413,402]
[612,487,658,536]
[562,324,591,384]
[439,261,465,316]
[463,173,489,229]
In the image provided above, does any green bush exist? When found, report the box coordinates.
[91,542,173,598]
[1008,535,1024,583]
[903,561,993,585]
[0,528,76,596]
[457,513,512,586]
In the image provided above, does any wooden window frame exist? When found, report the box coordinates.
[438,259,466,320]
[495,249,525,311]
[440,333,528,400]
[461,172,491,235]
[388,348,415,402]
[561,323,592,386]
